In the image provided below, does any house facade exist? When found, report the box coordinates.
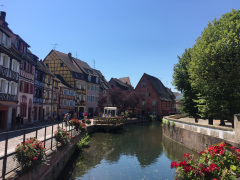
[73,58,100,116]
[135,73,175,117]
[31,55,45,122]
[43,50,86,117]
[0,22,20,129]
[58,77,75,115]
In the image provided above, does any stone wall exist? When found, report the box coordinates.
[162,115,240,152]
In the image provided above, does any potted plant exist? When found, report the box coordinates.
[54,127,71,147]
[14,137,48,172]
[85,119,91,125]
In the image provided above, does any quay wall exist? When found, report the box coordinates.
[162,115,240,152]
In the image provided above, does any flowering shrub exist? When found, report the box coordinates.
[85,119,91,124]
[54,127,71,146]
[171,142,240,179]
[69,118,86,130]
[14,137,47,171]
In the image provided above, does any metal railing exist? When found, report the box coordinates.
[0,121,78,180]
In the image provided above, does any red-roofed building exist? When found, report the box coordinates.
[135,73,175,117]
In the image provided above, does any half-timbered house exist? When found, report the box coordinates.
[43,50,87,118]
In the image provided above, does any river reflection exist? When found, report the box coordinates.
[59,122,196,180]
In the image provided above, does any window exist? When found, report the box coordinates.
[142,83,146,87]
[9,81,17,95]
[142,101,145,106]
[87,95,91,102]
[87,85,90,91]
[20,103,27,117]
[63,89,69,95]
[45,91,49,99]
[95,86,99,92]
[46,64,49,68]
[2,33,7,46]
[88,75,91,81]
[12,59,19,72]
[60,63,64,67]
[149,92,151,97]
[96,77,99,83]
[53,93,57,99]
[46,107,49,115]
[2,54,9,68]
[28,83,31,93]
[91,85,95,91]
[152,101,156,107]
[0,79,7,93]
[70,90,75,96]
[63,99,67,106]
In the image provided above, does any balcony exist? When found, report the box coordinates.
[0,65,19,81]
[0,93,17,101]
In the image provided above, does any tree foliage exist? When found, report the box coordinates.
[173,9,240,124]
[173,48,199,119]
[188,9,240,123]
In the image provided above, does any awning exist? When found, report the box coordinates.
[0,101,19,107]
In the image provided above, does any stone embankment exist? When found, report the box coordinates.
[162,114,240,152]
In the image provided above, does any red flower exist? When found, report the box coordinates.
[209,164,219,171]
[179,161,187,167]
[170,161,179,168]
[184,165,193,173]
[33,157,37,160]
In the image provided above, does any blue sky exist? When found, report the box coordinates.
[3,0,240,90]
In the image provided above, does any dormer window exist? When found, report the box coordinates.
[88,75,91,81]
[0,32,11,48]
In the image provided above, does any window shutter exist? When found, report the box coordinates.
[26,62,29,72]
[5,80,8,93]
[7,57,10,68]
[0,32,2,45]
[15,83,17,95]
[31,84,33,94]
[19,81,22,92]
[8,82,11,94]
[7,37,11,48]
[0,53,2,66]
[32,66,35,74]
[17,62,19,73]
[24,82,27,93]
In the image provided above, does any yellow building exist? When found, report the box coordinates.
[43,50,86,117]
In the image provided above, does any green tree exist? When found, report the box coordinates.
[188,9,240,126]
[173,48,199,122]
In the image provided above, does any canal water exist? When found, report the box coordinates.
[59,122,196,180]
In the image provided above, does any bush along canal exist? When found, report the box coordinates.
[58,122,196,180]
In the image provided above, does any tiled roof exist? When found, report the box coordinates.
[145,73,175,102]
[119,77,131,85]
[110,78,133,89]
[53,50,83,74]
[93,69,110,90]
[37,60,55,76]
[73,58,98,76]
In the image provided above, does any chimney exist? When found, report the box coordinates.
[68,52,72,57]
[0,11,6,22]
